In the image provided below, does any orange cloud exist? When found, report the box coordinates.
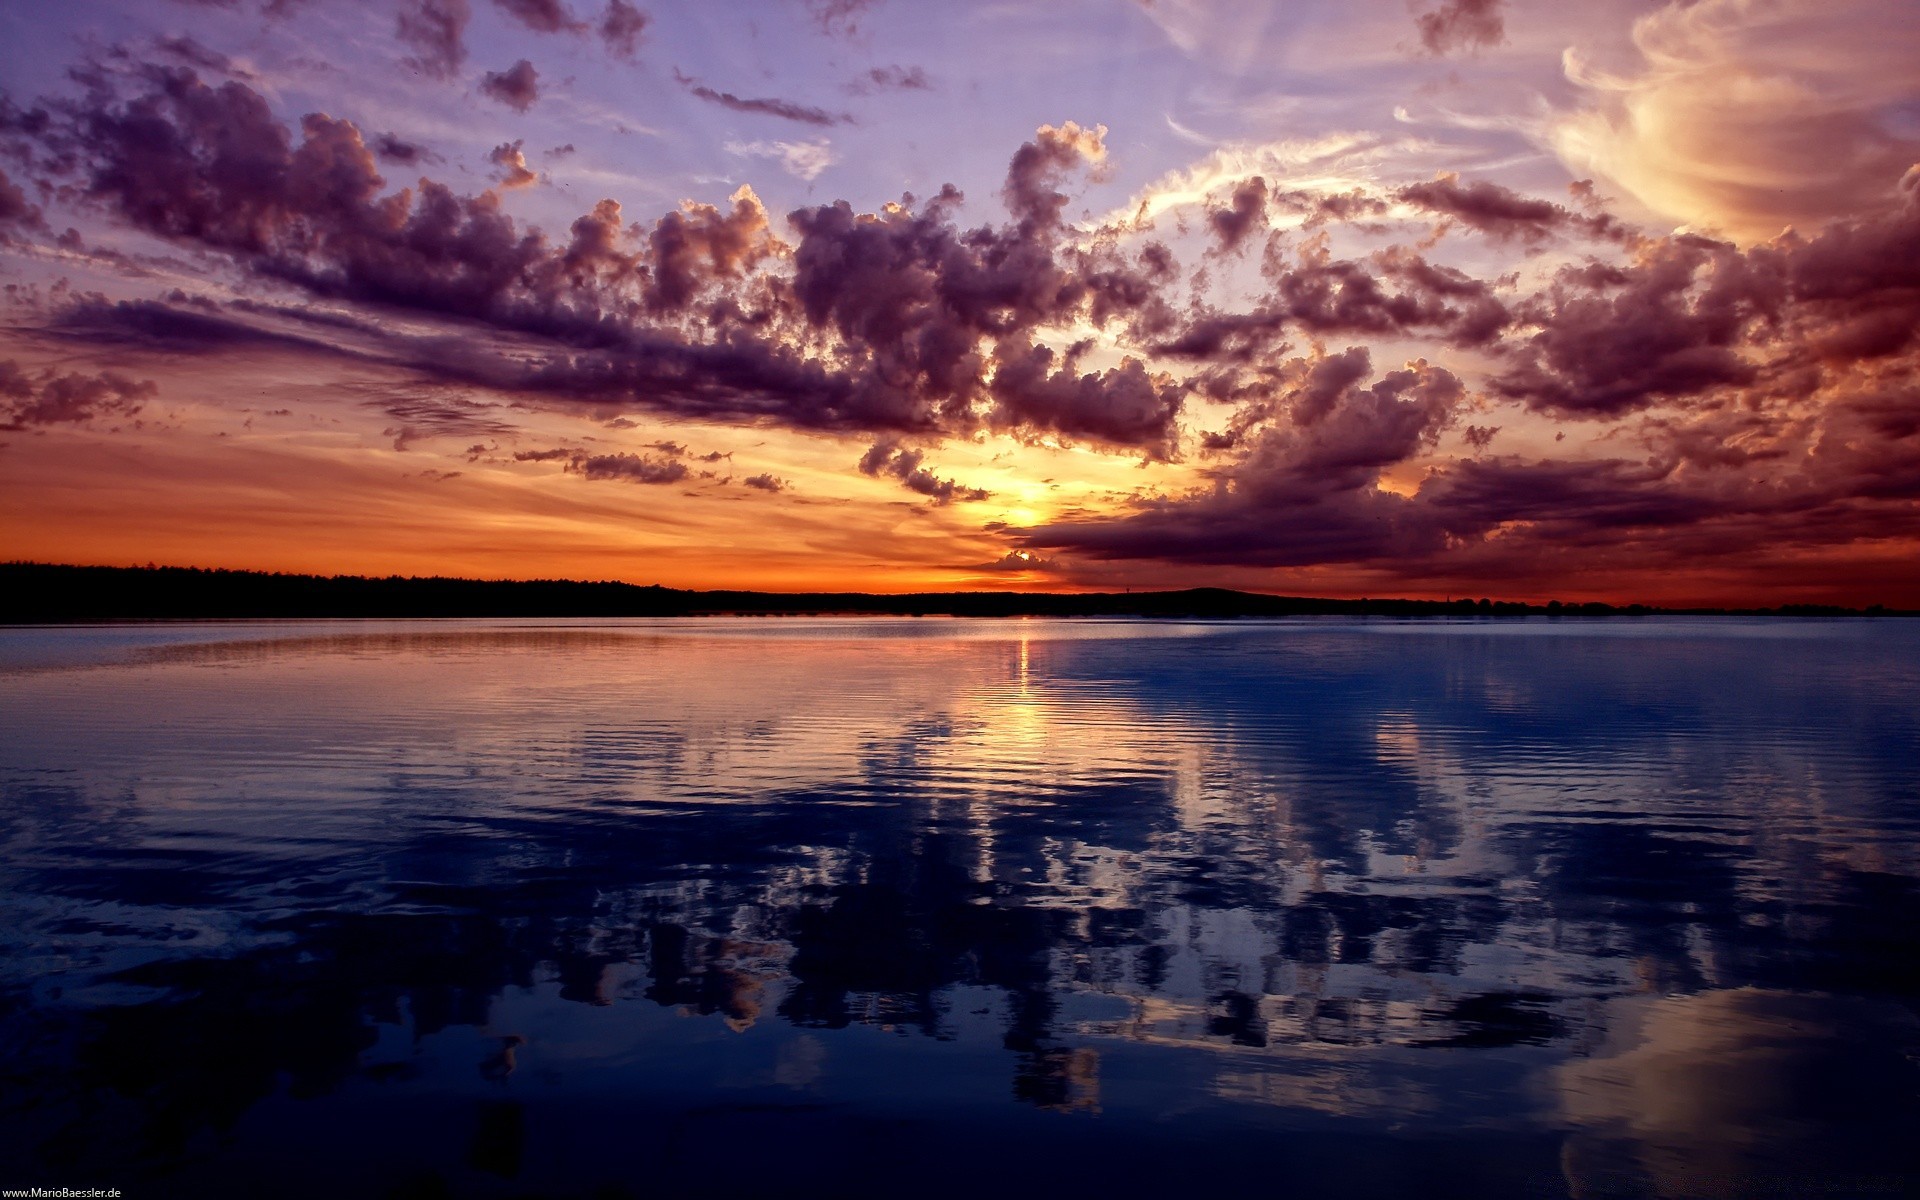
[1554,0,1920,242]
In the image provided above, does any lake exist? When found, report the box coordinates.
[2,617,1917,1199]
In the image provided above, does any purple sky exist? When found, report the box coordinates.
[2,0,1917,603]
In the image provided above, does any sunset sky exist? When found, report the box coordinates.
[2,0,1917,604]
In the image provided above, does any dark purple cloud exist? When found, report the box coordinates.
[0,359,155,428]
[599,0,648,59]
[806,0,879,37]
[1396,173,1628,244]
[1003,121,1105,231]
[15,61,1919,591]
[492,0,585,34]
[858,438,990,503]
[153,35,251,79]
[853,65,930,94]
[514,446,686,483]
[1491,236,1772,418]
[1206,176,1269,253]
[379,393,520,448]
[674,72,849,127]
[572,451,688,483]
[1415,0,1505,56]
[481,59,540,111]
[397,0,471,80]
[987,345,1184,458]
[372,132,435,165]
[0,167,43,232]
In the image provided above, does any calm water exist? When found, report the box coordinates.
[2,617,1918,1199]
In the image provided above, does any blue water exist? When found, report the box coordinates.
[2,617,1917,1198]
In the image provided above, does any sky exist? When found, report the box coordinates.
[0,0,1916,605]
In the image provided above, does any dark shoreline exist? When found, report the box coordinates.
[3,562,1905,623]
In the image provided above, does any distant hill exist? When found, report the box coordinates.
[0,562,1893,623]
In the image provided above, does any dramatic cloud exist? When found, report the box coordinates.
[1491,234,1768,418]
[1024,350,1466,568]
[1021,179,1920,582]
[1003,121,1107,230]
[8,44,1916,601]
[641,186,778,313]
[987,346,1184,458]
[481,59,540,111]
[25,71,1191,457]
[1555,0,1920,241]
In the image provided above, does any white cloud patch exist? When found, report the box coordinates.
[724,139,837,182]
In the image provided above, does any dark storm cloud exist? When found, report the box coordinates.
[599,0,648,59]
[0,359,156,428]
[491,0,585,34]
[674,71,849,127]
[397,0,471,80]
[481,59,540,111]
[1415,0,1505,56]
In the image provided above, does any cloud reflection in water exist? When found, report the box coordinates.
[1,617,1917,1197]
